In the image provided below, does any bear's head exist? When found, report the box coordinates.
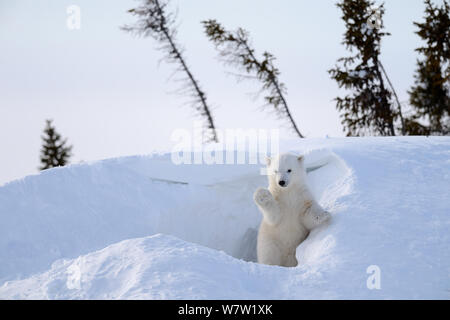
[266,153,306,189]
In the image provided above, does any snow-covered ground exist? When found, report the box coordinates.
[0,137,449,299]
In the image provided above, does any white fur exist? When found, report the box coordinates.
[254,153,331,267]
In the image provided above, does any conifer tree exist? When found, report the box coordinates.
[123,0,218,143]
[406,0,450,135]
[329,0,399,136]
[203,20,305,138]
[39,119,73,170]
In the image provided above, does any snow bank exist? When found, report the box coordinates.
[0,234,293,299]
[0,137,449,299]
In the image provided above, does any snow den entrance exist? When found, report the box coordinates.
[153,150,353,263]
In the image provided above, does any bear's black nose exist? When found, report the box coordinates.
[279,180,286,187]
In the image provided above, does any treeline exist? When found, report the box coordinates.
[38,0,449,170]
[123,0,449,139]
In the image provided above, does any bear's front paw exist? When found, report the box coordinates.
[254,188,273,207]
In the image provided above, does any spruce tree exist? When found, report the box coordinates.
[329,0,398,136]
[123,0,218,143]
[39,119,73,170]
[406,0,450,136]
[203,20,305,138]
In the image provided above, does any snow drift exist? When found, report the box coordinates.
[0,137,449,299]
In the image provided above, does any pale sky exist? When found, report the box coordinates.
[0,0,436,185]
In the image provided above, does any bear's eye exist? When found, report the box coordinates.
[287,169,292,173]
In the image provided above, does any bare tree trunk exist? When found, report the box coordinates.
[378,61,406,135]
[374,56,396,136]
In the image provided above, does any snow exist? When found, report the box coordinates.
[0,137,449,299]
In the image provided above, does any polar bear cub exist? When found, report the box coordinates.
[253,153,331,267]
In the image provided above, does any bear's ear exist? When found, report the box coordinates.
[298,155,304,162]
[265,156,271,167]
